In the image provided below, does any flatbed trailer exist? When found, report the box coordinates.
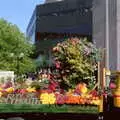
[0,113,99,120]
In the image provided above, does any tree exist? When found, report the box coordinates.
[0,19,36,75]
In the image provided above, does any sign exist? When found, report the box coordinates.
[1,93,40,105]
[0,71,14,82]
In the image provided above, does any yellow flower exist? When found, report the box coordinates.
[40,93,56,104]
[0,92,3,97]
[81,87,88,94]
[26,87,36,92]
[0,87,3,91]
[6,87,14,93]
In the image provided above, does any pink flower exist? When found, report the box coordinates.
[109,82,116,89]
[19,89,27,94]
[2,81,12,89]
[52,46,60,52]
[55,94,65,104]
[69,38,80,45]
[55,61,61,69]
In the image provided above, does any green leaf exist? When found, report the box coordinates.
[0,19,36,75]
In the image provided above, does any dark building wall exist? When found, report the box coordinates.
[36,12,92,34]
[26,9,37,43]
[36,0,92,16]
[26,0,93,44]
[27,0,120,70]
[27,9,36,36]
[35,0,92,34]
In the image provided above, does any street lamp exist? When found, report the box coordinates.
[10,52,24,77]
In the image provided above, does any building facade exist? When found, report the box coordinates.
[26,0,92,67]
[27,0,120,70]
[26,0,92,43]
[93,0,120,70]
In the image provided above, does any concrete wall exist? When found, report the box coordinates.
[27,0,120,70]
[116,0,120,70]
[92,0,119,70]
[109,0,117,70]
[92,0,106,48]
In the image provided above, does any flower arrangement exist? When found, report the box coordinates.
[0,37,102,110]
[52,37,100,89]
[38,83,100,105]
[0,81,100,106]
[40,93,56,104]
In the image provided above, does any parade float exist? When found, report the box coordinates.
[0,38,102,113]
[112,71,120,108]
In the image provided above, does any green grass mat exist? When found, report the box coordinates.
[0,104,98,113]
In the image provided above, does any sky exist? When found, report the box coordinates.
[0,0,45,33]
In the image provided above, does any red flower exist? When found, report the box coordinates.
[48,80,58,92]
[89,90,98,97]
[55,94,65,104]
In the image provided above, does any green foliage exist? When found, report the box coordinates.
[35,55,49,68]
[31,81,41,90]
[0,19,36,75]
[52,38,100,89]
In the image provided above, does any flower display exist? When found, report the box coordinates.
[19,89,27,94]
[63,94,100,105]
[38,83,100,106]
[65,95,81,104]
[5,87,14,93]
[0,82,100,106]
[26,87,36,93]
[0,87,3,91]
[0,92,3,97]
[74,83,88,95]
[52,37,101,89]
[0,37,102,110]
[55,93,65,104]
[40,93,56,104]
